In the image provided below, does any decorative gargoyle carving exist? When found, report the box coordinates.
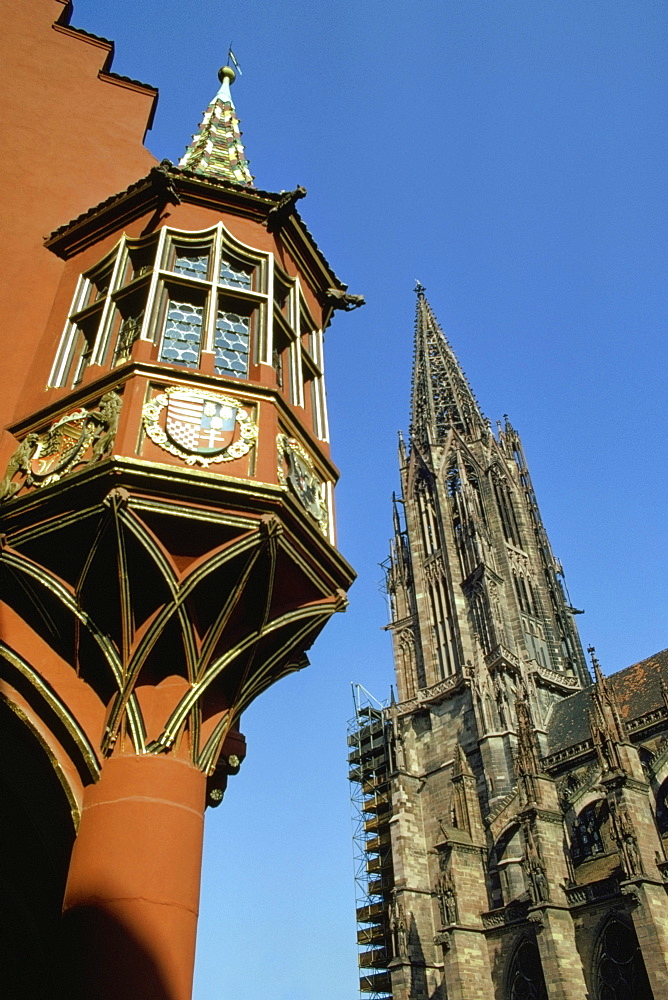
[265,185,306,232]
[89,392,123,463]
[325,287,366,312]
[0,433,39,501]
[151,160,181,206]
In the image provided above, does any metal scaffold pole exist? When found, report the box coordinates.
[348,684,394,1000]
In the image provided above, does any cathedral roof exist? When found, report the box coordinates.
[178,65,254,186]
[410,285,486,449]
[545,647,668,755]
[610,646,668,720]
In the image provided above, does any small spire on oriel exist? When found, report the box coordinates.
[179,63,254,186]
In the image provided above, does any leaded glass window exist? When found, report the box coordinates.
[51,225,270,388]
[596,919,653,1000]
[172,250,210,281]
[214,309,250,378]
[655,779,668,837]
[160,299,204,368]
[508,941,548,1000]
[219,257,253,290]
[571,801,606,864]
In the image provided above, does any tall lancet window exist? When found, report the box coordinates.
[447,457,480,578]
[427,571,458,679]
[415,475,441,556]
[469,582,495,654]
[491,467,523,548]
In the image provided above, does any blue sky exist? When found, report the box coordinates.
[70,2,666,997]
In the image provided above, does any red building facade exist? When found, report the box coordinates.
[0,4,358,997]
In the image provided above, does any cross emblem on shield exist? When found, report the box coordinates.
[165,390,238,455]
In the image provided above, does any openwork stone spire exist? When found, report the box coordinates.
[179,65,254,186]
[410,284,485,449]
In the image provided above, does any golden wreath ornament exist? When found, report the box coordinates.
[142,386,257,467]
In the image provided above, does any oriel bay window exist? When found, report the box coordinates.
[272,264,297,399]
[49,225,268,387]
[49,224,330,443]
[299,297,328,441]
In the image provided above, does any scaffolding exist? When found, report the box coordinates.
[348,685,394,1000]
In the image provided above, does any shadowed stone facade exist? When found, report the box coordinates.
[349,289,666,1000]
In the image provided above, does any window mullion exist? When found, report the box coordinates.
[314,328,328,441]
[293,281,304,407]
[261,252,274,366]
[143,228,169,342]
[205,228,223,354]
[91,237,126,366]
[48,275,88,386]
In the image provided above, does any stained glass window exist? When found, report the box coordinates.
[214,310,250,378]
[596,920,653,1000]
[508,941,548,1000]
[219,257,253,290]
[160,299,203,368]
[173,251,209,281]
[571,802,605,863]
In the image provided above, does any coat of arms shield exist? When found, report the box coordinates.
[165,391,237,455]
[142,386,258,467]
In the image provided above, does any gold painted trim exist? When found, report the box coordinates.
[0,644,100,782]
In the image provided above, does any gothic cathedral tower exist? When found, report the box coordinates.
[350,288,594,1000]
[351,288,668,1000]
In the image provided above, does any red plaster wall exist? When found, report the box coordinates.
[0,0,157,430]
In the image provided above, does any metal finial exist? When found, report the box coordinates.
[218,65,236,85]
[415,280,426,297]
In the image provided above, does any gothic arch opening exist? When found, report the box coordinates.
[594,917,653,1000]
[492,823,526,906]
[507,938,547,1000]
[654,775,668,841]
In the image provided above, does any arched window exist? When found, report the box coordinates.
[507,939,547,1000]
[447,456,480,577]
[655,777,668,839]
[492,825,525,907]
[414,475,441,556]
[491,467,523,548]
[571,801,606,865]
[469,583,494,654]
[595,918,653,1000]
[464,462,487,526]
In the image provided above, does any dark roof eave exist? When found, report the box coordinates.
[44,165,345,291]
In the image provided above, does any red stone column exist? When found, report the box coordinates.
[62,754,207,1000]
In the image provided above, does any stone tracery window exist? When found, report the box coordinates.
[595,918,653,1000]
[491,466,523,548]
[508,940,548,1000]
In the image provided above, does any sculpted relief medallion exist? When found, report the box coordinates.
[142,386,257,467]
[277,432,328,535]
[0,391,122,500]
